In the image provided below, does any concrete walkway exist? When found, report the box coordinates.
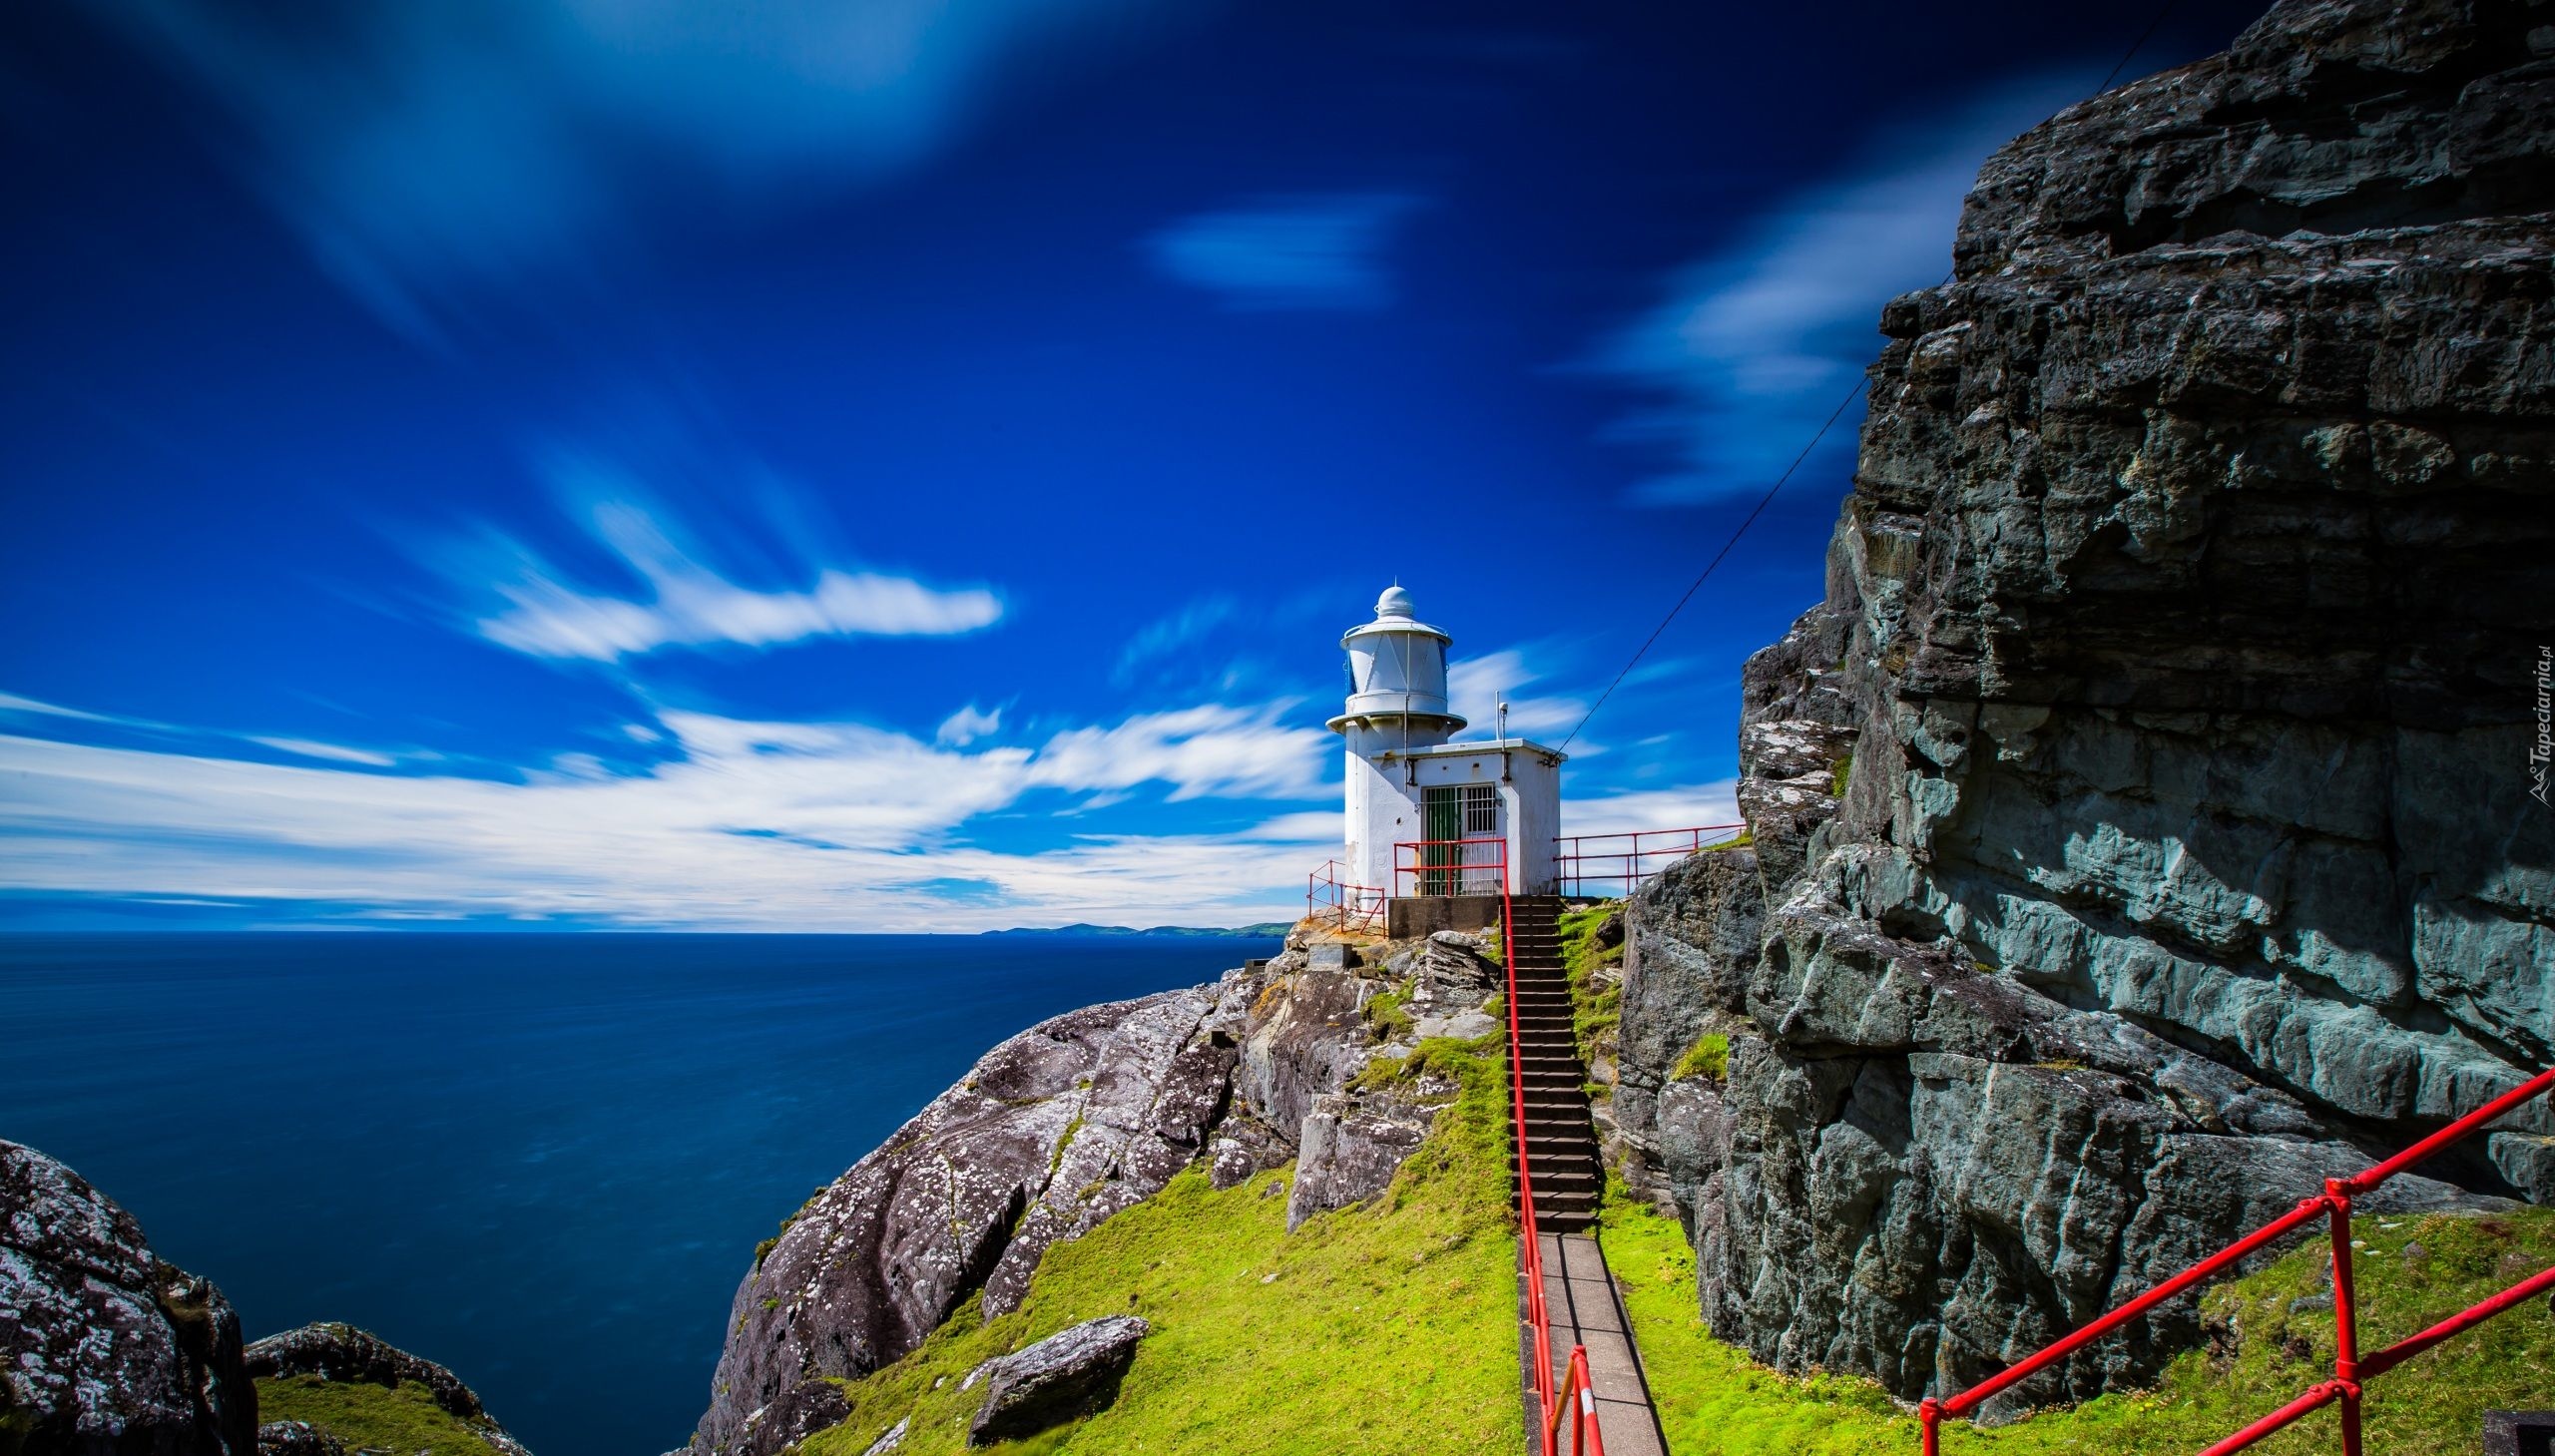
[1517,1231,1668,1456]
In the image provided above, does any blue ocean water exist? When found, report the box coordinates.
[0,932,1273,1456]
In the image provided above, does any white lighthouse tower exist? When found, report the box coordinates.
[1328,586,1564,925]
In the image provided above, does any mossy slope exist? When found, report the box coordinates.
[802,1034,1521,1456]
[1556,905,1624,1067]
[1605,1193,2555,1454]
[255,1375,512,1456]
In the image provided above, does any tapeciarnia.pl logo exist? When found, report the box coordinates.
[2534,644,2552,806]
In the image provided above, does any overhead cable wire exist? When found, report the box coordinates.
[1553,0,2186,753]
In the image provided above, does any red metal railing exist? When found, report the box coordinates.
[1304,859,1385,935]
[1476,836,1606,1456]
[1394,835,1510,897]
[1918,1066,2555,1455]
[1553,823,1746,898]
[1554,1346,1605,1456]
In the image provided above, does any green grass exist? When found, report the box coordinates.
[1827,753,1852,798]
[1602,1192,2555,1454]
[1556,904,1625,1063]
[255,1376,511,1456]
[1362,984,1415,1041]
[1671,1034,1729,1083]
[800,1033,1522,1456]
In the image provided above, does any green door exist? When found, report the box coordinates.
[1421,785,1463,895]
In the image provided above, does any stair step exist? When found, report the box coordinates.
[1522,1156,1600,1172]
[1520,1166,1598,1185]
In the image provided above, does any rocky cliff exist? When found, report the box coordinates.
[687,932,1499,1456]
[1608,0,2555,1419]
[0,1139,258,1456]
[1,1139,534,1456]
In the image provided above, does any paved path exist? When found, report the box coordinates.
[1517,1231,1669,1456]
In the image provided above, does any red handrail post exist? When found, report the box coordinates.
[2325,1180,2363,1456]
[1918,1397,1939,1456]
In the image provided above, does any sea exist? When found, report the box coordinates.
[0,932,1277,1456]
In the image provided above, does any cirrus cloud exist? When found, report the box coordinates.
[1145,193,1429,310]
[0,691,1337,932]
[80,0,1182,338]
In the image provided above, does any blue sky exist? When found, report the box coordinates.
[0,0,2263,931]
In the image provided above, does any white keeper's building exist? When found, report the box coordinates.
[1327,586,1566,901]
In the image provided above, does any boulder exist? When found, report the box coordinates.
[245,1322,532,1456]
[244,1322,491,1423]
[963,1316,1149,1445]
[0,1138,258,1456]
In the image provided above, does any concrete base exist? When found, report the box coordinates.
[1387,894,1504,939]
[2485,1410,2555,1456]
[1517,1233,1667,1456]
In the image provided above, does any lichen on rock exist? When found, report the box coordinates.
[0,1138,258,1456]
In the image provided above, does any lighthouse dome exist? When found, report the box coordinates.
[1331,582,1461,734]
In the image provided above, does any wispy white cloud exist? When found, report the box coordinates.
[0,692,1335,931]
[3,693,418,769]
[935,704,1003,747]
[1447,648,1585,741]
[1112,596,1239,686]
[426,458,1002,663]
[1567,779,1742,835]
[0,694,121,724]
[1027,705,1328,802]
[1585,75,2088,506]
[1145,193,1428,310]
[246,736,399,767]
[83,0,1177,338]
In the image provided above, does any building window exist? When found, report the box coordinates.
[1422,782,1499,837]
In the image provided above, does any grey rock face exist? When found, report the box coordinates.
[1612,845,1762,1185]
[245,1323,532,1456]
[1204,1114,1292,1193]
[253,1424,346,1456]
[1233,963,1381,1135]
[728,1379,849,1456]
[0,1139,258,1456]
[964,1316,1149,1446]
[1616,0,2555,1415]
[1286,1081,1453,1230]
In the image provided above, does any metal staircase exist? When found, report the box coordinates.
[1506,895,1602,1234]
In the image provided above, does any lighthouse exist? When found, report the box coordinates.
[1328,586,1564,925]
